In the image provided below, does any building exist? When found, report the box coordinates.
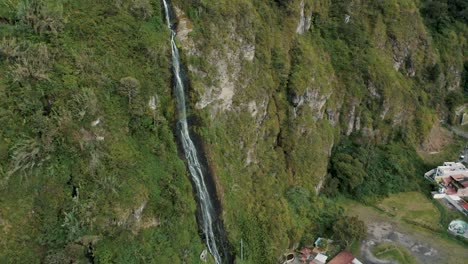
[427,162,468,215]
[424,162,468,183]
[327,250,362,264]
[442,174,468,197]
[312,253,328,264]
[444,195,468,215]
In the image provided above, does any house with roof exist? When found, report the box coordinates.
[424,162,468,183]
[286,246,329,264]
[426,162,468,215]
[327,250,362,264]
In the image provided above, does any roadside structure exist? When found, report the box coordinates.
[312,253,328,264]
[425,162,468,215]
[327,250,362,264]
[424,162,468,182]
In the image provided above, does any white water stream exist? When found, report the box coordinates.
[162,1,223,263]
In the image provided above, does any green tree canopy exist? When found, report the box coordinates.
[331,153,366,191]
[332,216,367,247]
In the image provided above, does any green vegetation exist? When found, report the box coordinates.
[173,0,466,262]
[344,196,468,263]
[372,242,419,264]
[332,216,366,247]
[0,0,466,263]
[0,0,203,262]
[325,139,429,202]
[377,192,440,229]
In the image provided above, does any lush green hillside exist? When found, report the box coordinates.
[0,0,466,263]
[0,0,204,263]
[173,0,466,262]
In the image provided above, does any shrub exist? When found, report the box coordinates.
[332,216,366,247]
[119,77,140,105]
[69,87,98,121]
[445,91,463,110]
[0,37,20,61]
[17,0,64,35]
[10,42,52,82]
[330,153,366,191]
[8,137,49,176]
[129,0,153,20]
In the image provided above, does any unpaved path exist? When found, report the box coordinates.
[361,222,440,264]
[449,126,468,139]
[348,203,468,264]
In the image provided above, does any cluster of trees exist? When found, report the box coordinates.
[420,0,468,32]
[324,139,428,202]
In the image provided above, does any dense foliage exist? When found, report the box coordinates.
[0,0,466,263]
[0,0,204,263]
[325,139,428,202]
[332,216,366,247]
[173,0,466,262]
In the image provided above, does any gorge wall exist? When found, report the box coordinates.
[172,0,466,262]
[0,0,466,263]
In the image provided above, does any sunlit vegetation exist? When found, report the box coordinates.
[0,0,203,262]
[0,0,466,263]
[372,242,418,264]
[173,0,466,262]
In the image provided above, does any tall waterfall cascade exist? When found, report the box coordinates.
[161,1,228,263]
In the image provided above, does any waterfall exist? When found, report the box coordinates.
[161,1,228,263]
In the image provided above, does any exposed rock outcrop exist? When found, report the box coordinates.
[296,0,312,34]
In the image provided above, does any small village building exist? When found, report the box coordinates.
[426,162,468,215]
[327,250,362,264]
[312,253,328,264]
[425,162,468,183]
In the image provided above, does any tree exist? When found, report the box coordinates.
[17,0,64,35]
[316,239,329,252]
[118,77,140,105]
[445,91,463,125]
[129,0,153,20]
[331,153,366,191]
[332,216,366,247]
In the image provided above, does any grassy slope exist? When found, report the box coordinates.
[0,0,203,263]
[343,194,468,263]
[372,242,419,264]
[376,192,441,228]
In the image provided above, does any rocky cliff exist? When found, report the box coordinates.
[0,0,466,263]
[173,0,466,262]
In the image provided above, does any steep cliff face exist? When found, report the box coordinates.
[0,0,465,263]
[173,0,466,262]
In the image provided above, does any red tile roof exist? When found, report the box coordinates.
[300,247,312,256]
[461,202,468,210]
[328,250,354,264]
[446,187,457,195]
